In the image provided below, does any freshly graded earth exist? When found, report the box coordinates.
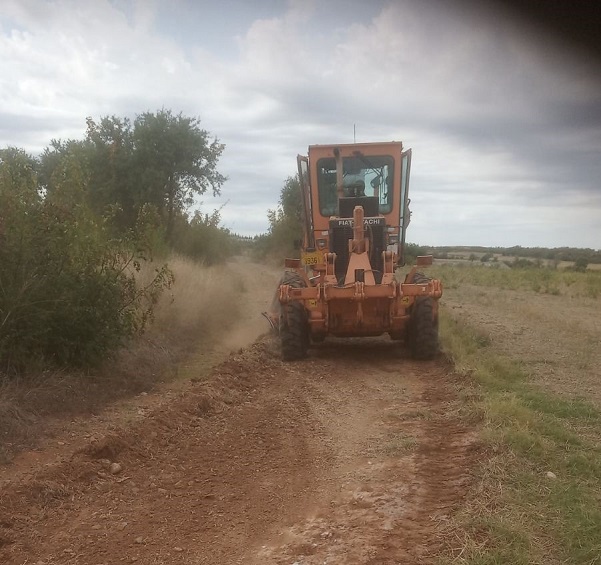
[0,343,476,565]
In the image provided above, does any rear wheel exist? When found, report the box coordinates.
[280,273,309,361]
[408,272,439,360]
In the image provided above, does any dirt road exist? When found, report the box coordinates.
[0,260,476,564]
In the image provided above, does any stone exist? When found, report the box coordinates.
[110,462,123,475]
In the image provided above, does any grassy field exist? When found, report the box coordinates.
[434,263,601,564]
[432,262,601,298]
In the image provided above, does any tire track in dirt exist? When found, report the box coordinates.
[252,340,476,565]
[0,337,476,565]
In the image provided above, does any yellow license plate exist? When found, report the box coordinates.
[302,251,323,266]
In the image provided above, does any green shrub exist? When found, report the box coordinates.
[0,148,172,373]
[573,257,589,272]
[171,209,237,265]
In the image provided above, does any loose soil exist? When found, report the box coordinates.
[0,261,478,564]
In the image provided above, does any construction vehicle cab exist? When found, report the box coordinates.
[276,141,442,360]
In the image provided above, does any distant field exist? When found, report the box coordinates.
[429,262,601,299]
[434,253,601,270]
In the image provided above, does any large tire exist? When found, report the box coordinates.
[280,272,309,361]
[407,272,439,360]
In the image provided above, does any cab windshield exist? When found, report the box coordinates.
[317,155,394,216]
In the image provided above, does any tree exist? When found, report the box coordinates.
[0,147,39,207]
[574,257,589,272]
[39,118,137,232]
[84,116,137,230]
[170,207,236,265]
[132,110,226,241]
[39,111,227,249]
[0,146,173,372]
[39,139,92,210]
[263,176,303,256]
[278,175,303,226]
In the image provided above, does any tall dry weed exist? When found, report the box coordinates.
[145,255,242,344]
[113,255,245,379]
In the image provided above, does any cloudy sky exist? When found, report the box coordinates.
[1,0,600,248]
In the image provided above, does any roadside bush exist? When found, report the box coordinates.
[404,243,430,265]
[171,209,238,265]
[572,257,589,273]
[0,148,172,374]
[506,257,541,269]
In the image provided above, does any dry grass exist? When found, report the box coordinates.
[142,254,245,351]
[0,255,246,462]
[437,296,601,564]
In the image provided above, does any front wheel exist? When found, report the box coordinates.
[281,300,309,360]
[280,272,309,361]
[408,297,439,360]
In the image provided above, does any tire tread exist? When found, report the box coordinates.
[408,272,439,360]
[280,272,309,361]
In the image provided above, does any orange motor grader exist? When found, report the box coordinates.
[273,141,442,361]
